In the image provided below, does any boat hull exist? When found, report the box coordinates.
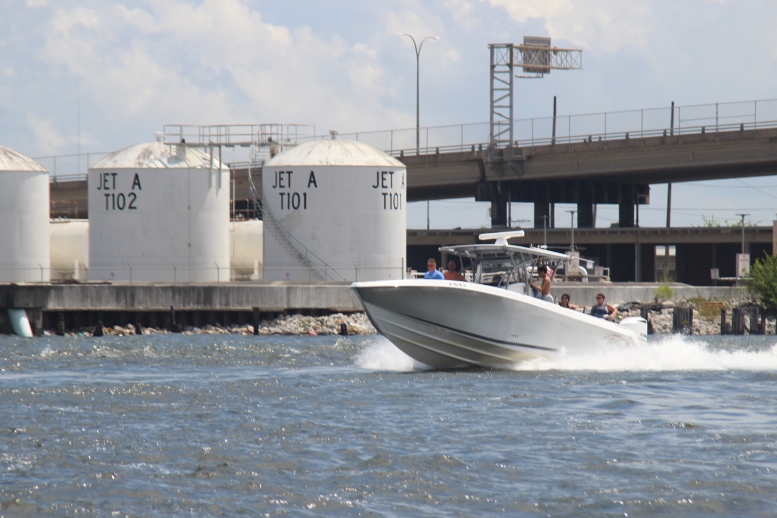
[351,280,644,369]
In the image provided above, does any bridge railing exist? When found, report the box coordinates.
[329,98,777,156]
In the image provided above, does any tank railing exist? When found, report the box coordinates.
[262,264,407,282]
[0,266,51,283]
[162,124,318,148]
[58,265,236,284]
[228,160,267,170]
[0,264,407,284]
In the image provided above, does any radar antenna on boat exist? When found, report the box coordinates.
[478,230,525,246]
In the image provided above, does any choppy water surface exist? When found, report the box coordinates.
[2,333,777,516]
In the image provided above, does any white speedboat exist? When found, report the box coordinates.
[351,231,647,369]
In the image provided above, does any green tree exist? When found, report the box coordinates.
[746,253,777,312]
[696,214,761,228]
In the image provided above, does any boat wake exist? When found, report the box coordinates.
[354,336,431,372]
[510,335,777,372]
[355,335,777,373]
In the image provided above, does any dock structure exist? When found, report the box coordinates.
[0,282,361,336]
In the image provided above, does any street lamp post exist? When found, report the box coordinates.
[566,209,577,251]
[737,213,749,254]
[735,213,750,281]
[399,33,439,153]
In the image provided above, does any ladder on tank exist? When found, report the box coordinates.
[260,207,346,282]
[245,128,345,282]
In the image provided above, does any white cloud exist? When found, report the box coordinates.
[28,114,65,155]
[444,0,479,28]
[33,0,410,134]
[486,0,654,53]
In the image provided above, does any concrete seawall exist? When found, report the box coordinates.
[0,282,750,335]
[0,282,363,335]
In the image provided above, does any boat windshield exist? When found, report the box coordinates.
[439,232,570,291]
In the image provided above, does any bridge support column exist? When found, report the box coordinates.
[617,185,636,228]
[577,203,595,228]
[533,203,551,229]
[618,201,635,228]
[475,180,509,228]
[551,203,555,228]
[490,195,508,228]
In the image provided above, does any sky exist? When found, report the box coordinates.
[2,0,777,229]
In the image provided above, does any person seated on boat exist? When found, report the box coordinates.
[424,258,445,280]
[590,293,617,320]
[444,260,465,281]
[558,293,581,310]
[530,265,553,303]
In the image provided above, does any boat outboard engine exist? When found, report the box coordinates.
[619,316,648,343]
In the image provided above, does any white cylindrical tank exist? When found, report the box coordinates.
[262,136,406,281]
[230,219,263,280]
[50,219,89,281]
[0,146,50,282]
[88,137,230,282]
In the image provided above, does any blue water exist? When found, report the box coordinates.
[2,333,777,516]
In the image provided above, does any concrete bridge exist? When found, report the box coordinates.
[397,125,777,228]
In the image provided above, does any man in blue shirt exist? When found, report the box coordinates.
[424,258,445,280]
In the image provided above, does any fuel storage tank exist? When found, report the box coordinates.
[88,136,230,282]
[230,219,263,280]
[50,219,89,281]
[262,134,406,281]
[0,146,50,282]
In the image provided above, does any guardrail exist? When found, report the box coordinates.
[327,98,777,156]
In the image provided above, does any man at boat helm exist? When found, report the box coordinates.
[590,293,617,320]
[530,265,553,303]
[443,260,465,281]
[424,258,445,280]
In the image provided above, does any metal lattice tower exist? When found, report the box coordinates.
[489,38,582,148]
